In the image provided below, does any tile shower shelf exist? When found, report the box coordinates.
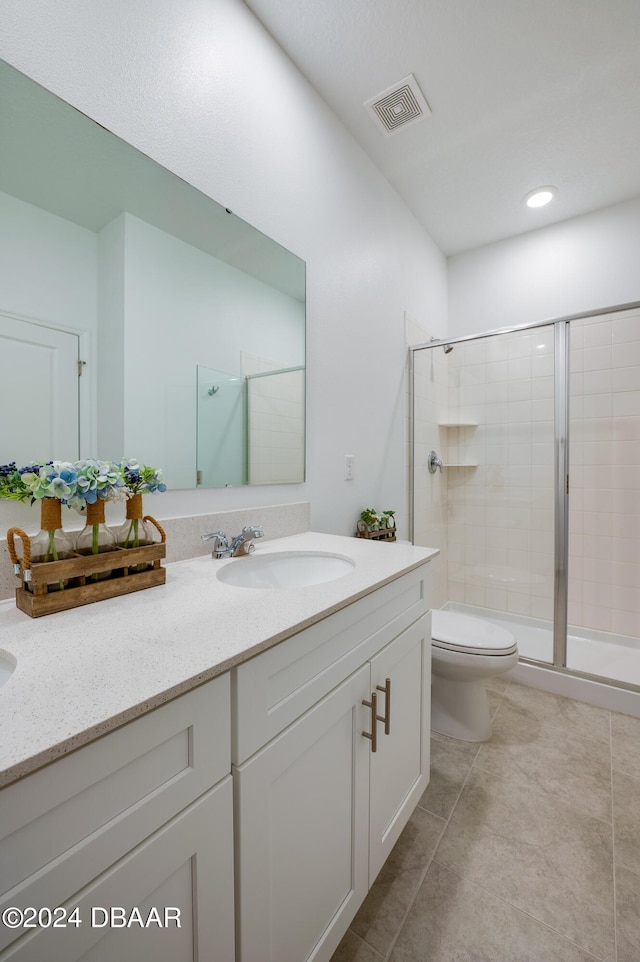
[438,421,478,428]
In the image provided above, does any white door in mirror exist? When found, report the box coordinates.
[0,313,80,463]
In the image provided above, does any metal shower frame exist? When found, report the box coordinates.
[408,300,640,691]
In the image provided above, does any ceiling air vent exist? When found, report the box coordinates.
[364,74,431,136]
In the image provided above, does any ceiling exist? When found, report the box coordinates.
[244,0,640,256]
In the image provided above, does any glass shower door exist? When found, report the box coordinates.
[196,365,247,487]
[567,307,640,686]
[412,324,557,664]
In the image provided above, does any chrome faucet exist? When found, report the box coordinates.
[202,524,264,558]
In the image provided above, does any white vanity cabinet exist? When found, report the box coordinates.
[0,674,234,962]
[232,565,432,962]
[0,544,434,962]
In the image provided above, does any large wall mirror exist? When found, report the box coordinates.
[0,59,306,489]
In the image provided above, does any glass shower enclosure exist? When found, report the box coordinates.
[410,304,640,694]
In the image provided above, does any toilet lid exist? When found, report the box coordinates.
[431,610,518,656]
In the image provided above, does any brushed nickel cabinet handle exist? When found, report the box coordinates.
[376,677,391,735]
[362,691,378,753]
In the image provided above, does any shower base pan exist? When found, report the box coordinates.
[443,601,640,719]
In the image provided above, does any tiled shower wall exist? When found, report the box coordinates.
[247,369,305,484]
[412,345,449,608]
[243,352,305,485]
[568,308,640,638]
[440,327,556,620]
[412,308,640,643]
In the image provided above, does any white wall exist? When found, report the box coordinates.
[448,198,640,336]
[0,0,447,540]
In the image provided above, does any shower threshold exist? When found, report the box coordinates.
[443,602,640,719]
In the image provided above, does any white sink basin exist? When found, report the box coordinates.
[216,551,355,589]
[0,650,16,689]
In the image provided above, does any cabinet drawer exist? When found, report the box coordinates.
[0,673,230,948]
[233,565,430,763]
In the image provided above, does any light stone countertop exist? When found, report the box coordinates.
[0,531,438,788]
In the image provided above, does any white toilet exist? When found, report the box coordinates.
[431,609,519,742]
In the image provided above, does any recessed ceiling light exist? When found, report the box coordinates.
[524,186,557,208]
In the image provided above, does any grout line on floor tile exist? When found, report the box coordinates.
[378,817,449,959]
[428,856,612,962]
[609,711,619,962]
[350,930,386,962]
[488,689,510,725]
[497,687,613,749]
[381,737,484,959]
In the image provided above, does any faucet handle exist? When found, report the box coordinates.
[201,530,227,543]
[229,524,264,557]
[427,451,444,474]
[201,531,229,558]
[242,524,264,538]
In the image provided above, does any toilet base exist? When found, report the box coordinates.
[431,676,492,742]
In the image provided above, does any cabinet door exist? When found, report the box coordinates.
[234,666,370,962]
[368,613,431,883]
[3,779,234,962]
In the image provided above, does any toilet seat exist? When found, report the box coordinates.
[432,610,517,657]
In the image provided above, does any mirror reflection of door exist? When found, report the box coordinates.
[0,312,80,464]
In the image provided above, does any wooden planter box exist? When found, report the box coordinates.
[355,525,396,543]
[8,523,166,618]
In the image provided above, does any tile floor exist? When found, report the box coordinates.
[331,678,640,962]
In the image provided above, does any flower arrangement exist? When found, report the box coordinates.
[3,458,168,616]
[0,459,166,507]
[1,459,166,563]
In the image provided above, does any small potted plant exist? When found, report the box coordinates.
[380,510,396,530]
[356,507,396,541]
[358,508,381,534]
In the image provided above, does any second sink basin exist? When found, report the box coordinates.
[0,650,16,689]
[216,551,355,589]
